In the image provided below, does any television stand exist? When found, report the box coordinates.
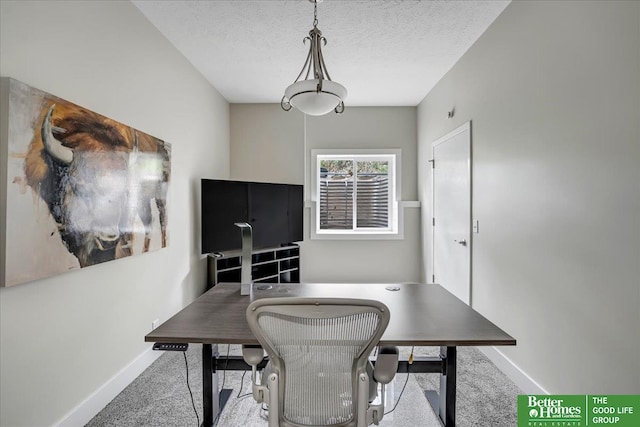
[206,244,300,289]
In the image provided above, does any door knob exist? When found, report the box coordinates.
[454,239,467,246]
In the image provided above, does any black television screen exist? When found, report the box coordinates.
[201,179,303,254]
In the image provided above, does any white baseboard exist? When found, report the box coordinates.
[477,346,549,395]
[55,346,162,427]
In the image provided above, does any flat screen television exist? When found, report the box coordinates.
[201,179,304,254]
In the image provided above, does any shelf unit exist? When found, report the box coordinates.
[207,244,300,288]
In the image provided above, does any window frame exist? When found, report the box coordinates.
[311,149,401,239]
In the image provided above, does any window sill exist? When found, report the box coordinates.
[311,232,402,241]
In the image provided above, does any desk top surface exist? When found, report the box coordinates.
[145,283,516,347]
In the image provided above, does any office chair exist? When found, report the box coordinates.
[243,297,399,427]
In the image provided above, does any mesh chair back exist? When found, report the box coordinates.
[246,297,390,427]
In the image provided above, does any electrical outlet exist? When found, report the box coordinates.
[151,318,160,331]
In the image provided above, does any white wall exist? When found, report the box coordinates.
[0,1,229,426]
[417,0,640,393]
[231,105,421,283]
[230,104,305,185]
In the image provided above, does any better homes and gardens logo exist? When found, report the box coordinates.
[518,395,640,427]
[522,395,583,425]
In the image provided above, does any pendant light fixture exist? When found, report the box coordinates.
[281,0,347,116]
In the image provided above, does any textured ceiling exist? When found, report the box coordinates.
[133,0,510,106]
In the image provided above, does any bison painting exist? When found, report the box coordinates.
[1,78,171,286]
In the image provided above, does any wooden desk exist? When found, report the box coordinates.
[146,283,516,427]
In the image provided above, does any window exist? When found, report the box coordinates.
[312,150,400,237]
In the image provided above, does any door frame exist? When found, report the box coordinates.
[431,121,472,305]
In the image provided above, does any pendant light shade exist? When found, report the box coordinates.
[281,0,346,116]
[284,79,347,116]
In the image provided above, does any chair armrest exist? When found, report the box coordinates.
[243,345,269,403]
[242,344,264,366]
[373,346,399,385]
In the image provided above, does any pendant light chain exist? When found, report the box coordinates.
[313,1,318,28]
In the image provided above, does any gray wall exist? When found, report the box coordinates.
[417,0,640,393]
[0,1,230,426]
[231,105,421,283]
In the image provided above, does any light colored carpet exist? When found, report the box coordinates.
[86,345,521,427]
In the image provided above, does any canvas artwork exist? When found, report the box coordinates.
[0,78,171,287]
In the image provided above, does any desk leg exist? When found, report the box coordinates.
[439,346,456,427]
[425,346,457,427]
[202,344,220,427]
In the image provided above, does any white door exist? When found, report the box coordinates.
[432,122,471,305]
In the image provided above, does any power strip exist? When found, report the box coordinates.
[152,343,189,352]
